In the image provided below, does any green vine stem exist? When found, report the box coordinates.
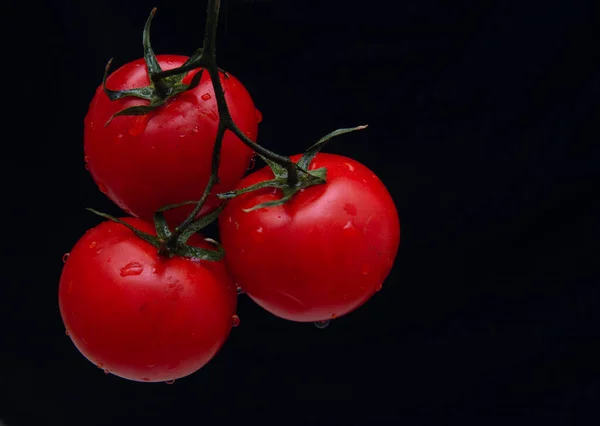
[153,0,312,252]
[92,1,368,259]
[154,1,300,184]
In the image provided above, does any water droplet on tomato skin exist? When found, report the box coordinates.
[84,155,89,163]
[129,115,149,136]
[96,363,103,369]
[344,203,357,216]
[236,286,244,295]
[201,93,211,101]
[361,264,370,275]
[103,369,110,375]
[343,220,356,231]
[142,378,150,382]
[120,262,144,277]
[247,155,256,171]
[89,241,97,249]
[232,314,240,327]
[314,320,330,329]
[376,283,383,292]
[256,227,263,233]
[331,313,337,319]
[345,162,355,172]
[62,253,70,263]
[255,109,263,123]
[65,330,69,336]
[84,163,89,171]
[98,183,108,194]
[165,380,176,385]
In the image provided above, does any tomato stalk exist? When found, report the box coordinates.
[152,1,300,186]
[92,1,368,259]
[150,0,303,252]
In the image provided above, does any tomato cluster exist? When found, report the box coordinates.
[59,9,400,384]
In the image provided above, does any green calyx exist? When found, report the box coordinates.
[102,8,210,126]
[86,204,225,261]
[217,125,368,211]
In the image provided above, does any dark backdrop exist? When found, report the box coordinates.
[2,0,598,425]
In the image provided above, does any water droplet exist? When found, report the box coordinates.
[65,330,70,336]
[84,163,89,170]
[96,248,103,254]
[98,183,108,194]
[103,369,109,375]
[142,378,150,382]
[192,125,199,133]
[345,162,355,171]
[232,314,240,327]
[96,363,103,369]
[129,115,149,136]
[361,264,370,275]
[248,155,256,171]
[207,111,218,121]
[344,203,357,216]
[314,320,330,329]
[201,93,211,101]
[376,283,383,292]
[89,121,96,130]
[343,220,356,231]
[115,133,124,142]
[84,155,89,163]
[89,241,97,249]
[120,262,144,276]
[255,109,263,123]
[236,286,244,295]
[62,253,70,263]
[331,313,337,319]
[256,227,263,233]
[179,133,186,138]
[165,380,176,385]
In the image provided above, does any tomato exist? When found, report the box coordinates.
[219,153,400,323]
[59,218,237,383]
[84,54,260,225]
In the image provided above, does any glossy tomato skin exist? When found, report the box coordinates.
[219,153,400,322]
[84,55,260,225]
[59,218,237,382]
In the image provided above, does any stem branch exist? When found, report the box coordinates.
[161,0,298,250]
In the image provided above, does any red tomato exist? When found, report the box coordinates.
[84,54,260,225]
[219,153,400,322]
[59,218,237,383]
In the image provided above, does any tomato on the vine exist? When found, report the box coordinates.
[59,218,237,383]
[84,54,260,225]
[218,153,400,323]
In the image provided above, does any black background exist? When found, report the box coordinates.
[2,0,599,425]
